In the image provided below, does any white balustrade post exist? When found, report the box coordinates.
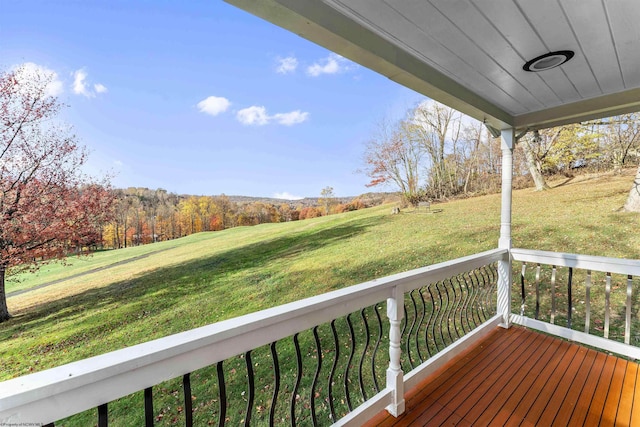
[386,285,405,417]
[498,128,514,328]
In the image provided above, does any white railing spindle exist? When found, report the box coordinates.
[385,285,405,417]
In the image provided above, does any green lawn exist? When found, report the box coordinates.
[1,171,638,425]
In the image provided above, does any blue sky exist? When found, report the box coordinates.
[1,0,426,199]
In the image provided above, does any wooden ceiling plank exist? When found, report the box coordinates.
[379,0,536,113]
[433,0,567,107]
[516,0,602,99]
[563,1,625,94]
[471,0,582,105]
[604,1,640,89]
[394,0,547,112]
[324,0,529,119]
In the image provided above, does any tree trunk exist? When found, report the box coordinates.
[0,265,11,322]
[521,138,550,191]
[624,165,640,212]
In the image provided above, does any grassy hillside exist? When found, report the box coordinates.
[2,171,639,383]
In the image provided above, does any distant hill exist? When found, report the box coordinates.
[224,192,399,207]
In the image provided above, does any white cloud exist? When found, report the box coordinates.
[94,83,108,94]
[14,62,64,97]
[113,160,124,167]
[197,96,231,116]
[307,53,355,77]
[236,106,271,126]
[274,192,304,200]
[276,56,298,74]
[272,110,309,126]
[72,68,107,98]
[236,106,309,126]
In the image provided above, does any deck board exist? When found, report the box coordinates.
[365,326,640,427]
[616,361,637,426]
[630,365,640,426]
[551,348,599,426]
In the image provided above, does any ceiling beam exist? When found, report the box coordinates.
[514,87,640,130]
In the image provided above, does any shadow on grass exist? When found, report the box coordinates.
[1,216,386,365]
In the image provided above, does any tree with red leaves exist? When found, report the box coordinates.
[0,65,113,322]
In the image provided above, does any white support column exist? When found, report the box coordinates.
[497,128,514,328]
[386,285,405,417]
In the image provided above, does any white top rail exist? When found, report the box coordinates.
[0,248,507,424]
[511,248,640,277]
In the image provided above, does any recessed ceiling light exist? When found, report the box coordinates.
[523,50,575,72]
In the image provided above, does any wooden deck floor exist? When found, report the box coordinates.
[365,326,640,426]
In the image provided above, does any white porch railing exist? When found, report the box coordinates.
[511,248,640,360]
[0,249,507,426]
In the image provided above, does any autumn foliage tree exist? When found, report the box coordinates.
[0,66,113,322]
[363,119,423,206]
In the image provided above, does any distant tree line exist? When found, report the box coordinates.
[363,101,640,205]
[102,189,386,249]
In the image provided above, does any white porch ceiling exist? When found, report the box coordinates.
[225,0,640,132]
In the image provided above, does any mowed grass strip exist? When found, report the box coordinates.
[1,171,638,385]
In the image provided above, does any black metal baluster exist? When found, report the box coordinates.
[478,266,492,316]
[400,303,409,372]
[291,333,302,427]
[144,387,154,427]
[443,278,455,344]
[551,266,557,324]
[535,264,541,320]
[358,308,371,401]
[488,265,499,311]
[472,270,487,325]
[468,271,481,327]
[520,263,527,316]
[605,273,612,338]
[585,270,592,333]
[98,403,108,427]
[626,275,633,344]
[217,361,227,427]
[270,341,280,427]
[244,351,255,426]
[406,290,419,368]
[328,320,339,422]
[427,284,440,353]
[458,274,471,333]
[461,272,474,330]
[567,268,573,329]
[344,314,355,411]
[422,286,435,357]
[450,276,462,339]
[311,327,322,427]
[183,374,193,427]
[371,304,383,392]
[481,266,494,319]
[415,288,428,362]
[435,281,447,347]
